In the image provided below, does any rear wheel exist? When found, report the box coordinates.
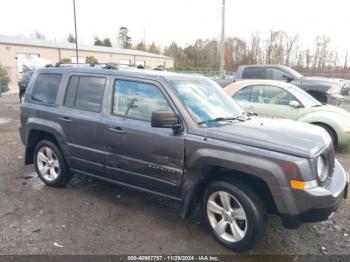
[202,180,266,252]
[34,140,72,187]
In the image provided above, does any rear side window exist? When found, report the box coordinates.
[242,68,266,79]
[31,73,62,104]
[64,76,106,112]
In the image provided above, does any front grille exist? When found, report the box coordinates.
[323,144,335,177]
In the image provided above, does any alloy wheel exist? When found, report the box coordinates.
[36,146,60,182]
[207,191,248,243]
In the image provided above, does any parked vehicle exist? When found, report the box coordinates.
[225,80,350,146]
[341,80,350,95]
[19,67,348,251]
[18,70,34,103]
[232,65,345,105]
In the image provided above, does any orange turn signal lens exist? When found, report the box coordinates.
[290,180,318,190]
[290,180,305,190]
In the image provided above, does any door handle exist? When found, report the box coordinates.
[58,116,72,123]
[108,126,126,134]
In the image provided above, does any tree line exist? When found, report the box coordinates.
[33,29,350,74]
[162,32,349,75]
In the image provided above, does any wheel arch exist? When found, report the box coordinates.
[24,120,70,165]
[182,165,278,218]
[310,122,338,145]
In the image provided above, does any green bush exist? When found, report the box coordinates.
[85,56,98,65]
[0,65,10,93]
[60,57,72,64]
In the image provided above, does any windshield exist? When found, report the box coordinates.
[285,84,321,107]
[170,77,243,127]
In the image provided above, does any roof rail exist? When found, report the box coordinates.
[44,63,119,70]
[44,63,164,71]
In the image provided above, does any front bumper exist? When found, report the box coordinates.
[280,160,349,229]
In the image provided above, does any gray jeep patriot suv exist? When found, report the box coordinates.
[19,66,349,251]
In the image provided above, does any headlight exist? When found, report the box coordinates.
[317,156,327,181]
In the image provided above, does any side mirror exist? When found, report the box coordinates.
[289,100,301,108]
[283,74,293,82]
[151,111,182,130]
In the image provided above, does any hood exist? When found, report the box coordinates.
[204,117,330,158]
[309,105,350,127]
[301,76,341,86]
[300,77,343,92]
[312,105,350,116]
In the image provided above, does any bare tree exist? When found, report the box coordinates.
[344,51,348,72]
[265,30,286,64]
[285,34,299,66]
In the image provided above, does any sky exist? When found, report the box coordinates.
[1,0,349,58]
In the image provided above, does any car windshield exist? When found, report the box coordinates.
[170,77,243,127]
[285,84,322,107]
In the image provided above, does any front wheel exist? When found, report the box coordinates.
[202,180,266,252]
[34,140,72,187]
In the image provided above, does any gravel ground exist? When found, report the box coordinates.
[0,93,349,255]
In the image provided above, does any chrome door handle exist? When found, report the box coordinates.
[108,126,126,134]
[58,116,72,123]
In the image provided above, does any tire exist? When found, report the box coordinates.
[34,140,72,187]
[202,179,266,252]
[313,124,338,147]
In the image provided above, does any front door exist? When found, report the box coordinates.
[249,85,300,120]
[102,78,185,197]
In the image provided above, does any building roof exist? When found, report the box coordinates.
[0,35,172,60]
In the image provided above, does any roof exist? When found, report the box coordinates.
[0,35,172,60]
[224,79,292,95]
[36,66,202,81]
[239,64,287,68]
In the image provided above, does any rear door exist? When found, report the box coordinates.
[101,77,185,196]
[57,74,107,176]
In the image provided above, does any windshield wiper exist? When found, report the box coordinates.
[198,116,246,126]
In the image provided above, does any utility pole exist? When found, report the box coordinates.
[219,0,225,79]
[73,0,79,63]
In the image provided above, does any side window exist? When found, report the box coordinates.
[31,73,62,104]
[266,68,286,80]
[251,85,295,106]
[64,76,106,112]
[113,80,172,122]
[242,68,266,79]
[234,87,252,101]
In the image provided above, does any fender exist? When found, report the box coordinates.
[298,111,343,138]
[24,117,71,165]
[180,147,297,218]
